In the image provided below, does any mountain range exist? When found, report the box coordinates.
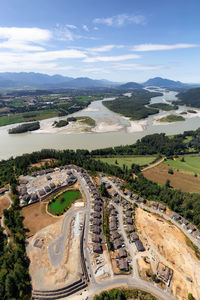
[0,72,199,89]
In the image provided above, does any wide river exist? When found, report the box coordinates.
[1,89,200,160]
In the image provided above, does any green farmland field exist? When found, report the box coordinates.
[96,156,156,169]
[164,156,200,174]
[49,189,81,214]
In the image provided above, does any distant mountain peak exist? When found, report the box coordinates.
[119,82,142,89]
[143,77,186,88]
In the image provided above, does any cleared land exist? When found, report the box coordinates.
[49,190,82,214]
[164,156,200,174]
[0,196,10,215]
[135,208,200,300]
[143,162,200,193]
[22,201,61,236]
[28,212,83,291]
[96,156,156,169]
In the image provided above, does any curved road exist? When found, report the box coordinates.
[88,277,176,300]
[48,207,86,267]
[105,177,200,250]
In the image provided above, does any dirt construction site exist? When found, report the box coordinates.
[135,207,200,300]
[27,210,85,291]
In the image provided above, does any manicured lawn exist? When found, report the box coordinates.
[96,156,156,169]
[49,189,81,213]
[164,156,200,174]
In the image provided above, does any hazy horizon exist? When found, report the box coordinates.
[0,0,199,82]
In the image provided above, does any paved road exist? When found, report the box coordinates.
[76,172,96,284]
[114,204,139,279]
[0,191,12,243]
[88,276,176,300]
[105,176,200,250]
[48,207,86,267]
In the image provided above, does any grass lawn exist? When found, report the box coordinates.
[49,189,81,214]
[96,156,156,169]
[164,156,200,174]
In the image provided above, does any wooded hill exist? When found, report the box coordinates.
[178,88,200,108]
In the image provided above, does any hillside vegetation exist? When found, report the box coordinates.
[178,88,200,108]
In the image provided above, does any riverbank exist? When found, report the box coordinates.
[1,89,200,160]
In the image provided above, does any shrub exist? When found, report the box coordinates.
[168,168,174,175]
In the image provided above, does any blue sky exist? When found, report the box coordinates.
[0,0,199,82]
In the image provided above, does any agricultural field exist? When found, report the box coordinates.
[96,156,156,169]
[49,189,82,214]
[164,156,200,174]
[0,109,58,126]
[143,162,200,193]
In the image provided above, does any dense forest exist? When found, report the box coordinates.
[148,103,178,111]
[103,90,161,120]
[0,181,31,299]
[8,121,40,134]
[177,88,200,108]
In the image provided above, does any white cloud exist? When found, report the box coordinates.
[66,24,77,30]
[83,54,140,63]
[93,26,99,30]
[54,27,74,41]
[82,24,89,32]
[131,43,198,52]
[0,49,86,72]
[93,14,146,27]
[0,27,51,52]
[112,63,164,71]
[86,44,121,53]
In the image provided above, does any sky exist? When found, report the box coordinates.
[0,0,199,82]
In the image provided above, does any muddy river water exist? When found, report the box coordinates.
[0,89,200,160]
